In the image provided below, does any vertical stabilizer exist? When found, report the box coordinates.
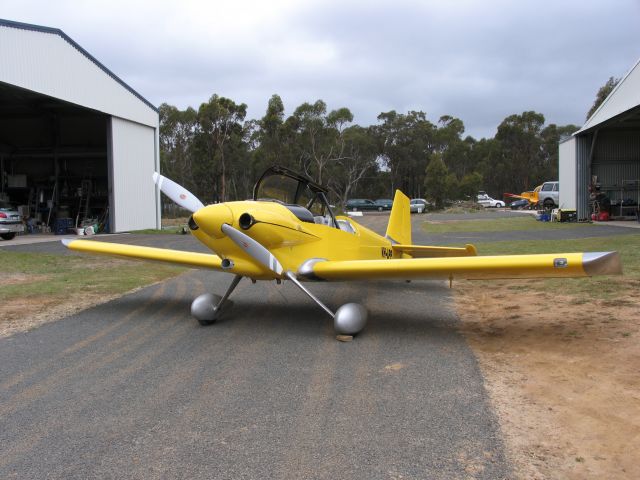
[385,190,411,245]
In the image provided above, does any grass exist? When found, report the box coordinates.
[0,250,188,298]
[3,215,638,321]
[441,205,484,215]
[130,217,190,234]
[470,231,640,301]
[422,216,594,234]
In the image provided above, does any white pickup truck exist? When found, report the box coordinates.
[477,192,505,208]
[538,181,559,208]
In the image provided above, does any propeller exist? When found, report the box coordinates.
[154,172,282,275]
[153,172,204,213]
[221,223,284,275]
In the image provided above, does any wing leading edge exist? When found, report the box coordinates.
[307,252,622,281]
[62,239,223,270]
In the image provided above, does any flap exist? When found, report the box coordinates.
[393,244,477,258]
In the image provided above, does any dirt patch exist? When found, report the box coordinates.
[0,292,128,339]
[2,273,51,286]
[455,281,640,479]
[0,268,170,339]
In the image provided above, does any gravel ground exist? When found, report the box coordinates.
[2,211,634,479]
[0,269,508,479]
[0,215,516,479]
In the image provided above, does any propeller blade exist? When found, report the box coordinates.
[221,223,283,275]
[153,172,204,213]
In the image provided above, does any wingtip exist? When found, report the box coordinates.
[583,252,623,276]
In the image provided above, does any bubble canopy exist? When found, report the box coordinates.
[253,165,338,226]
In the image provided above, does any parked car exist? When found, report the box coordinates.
[374,199,393,211]
[410,198,429,213]
[538,181,559,208]
[345,199,378,211]
[0,201,24,240]
[477,193,505,208]
[509,199,529,210]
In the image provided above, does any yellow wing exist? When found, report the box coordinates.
[63,239,224,269]
[307,252,621,281]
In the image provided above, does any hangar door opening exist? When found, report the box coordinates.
[0,82,111,232]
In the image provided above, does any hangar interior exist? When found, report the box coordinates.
[0,81,111,232]
[575,103,640,221]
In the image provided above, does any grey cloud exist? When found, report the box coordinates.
[2,0,639,138]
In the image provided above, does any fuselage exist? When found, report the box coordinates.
[190,200,398,280]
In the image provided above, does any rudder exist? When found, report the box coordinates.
[385,190,411,245]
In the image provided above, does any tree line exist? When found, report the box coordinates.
[159,93,581,210]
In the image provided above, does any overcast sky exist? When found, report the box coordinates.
[2,0,639,138]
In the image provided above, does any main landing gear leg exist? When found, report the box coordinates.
[191,275,243,325]
[284,271,368,336]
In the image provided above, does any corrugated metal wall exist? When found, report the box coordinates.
[0,25,157,127]
[576,135,592,220]
[109,117,158,232]
[592,130,640,204]
[559,138,577,210]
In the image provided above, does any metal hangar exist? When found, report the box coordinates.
[0,18,160,233]
[559,58,640,221]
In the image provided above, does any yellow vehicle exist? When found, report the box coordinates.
[505,184,542,206]
[64,166,621,338]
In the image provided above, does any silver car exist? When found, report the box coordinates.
[410,198,429,213]
[0,201,24,240]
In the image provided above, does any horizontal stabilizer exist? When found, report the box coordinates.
[305,252,622,281]
[393,244,477,258]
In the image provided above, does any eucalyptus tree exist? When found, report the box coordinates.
[424,152,455,209]
[326,125,378,209]
[492,111,546,195]
[195,94,248,202]
[375,110,437,197]
[254,94,286,171]
[586,76,620,120]
[288,100,354,184]
[540,123,579,181]
[158,103,198,206]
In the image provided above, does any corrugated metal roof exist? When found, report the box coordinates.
[0,18,157,113]
[577,57,640,134]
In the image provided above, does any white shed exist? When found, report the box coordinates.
[559,58,640,221]
[0,18,160,233]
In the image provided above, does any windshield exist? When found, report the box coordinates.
[253,166,336,221]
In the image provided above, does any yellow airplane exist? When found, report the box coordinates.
[505,185,542,206]
[63,166,622,337]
